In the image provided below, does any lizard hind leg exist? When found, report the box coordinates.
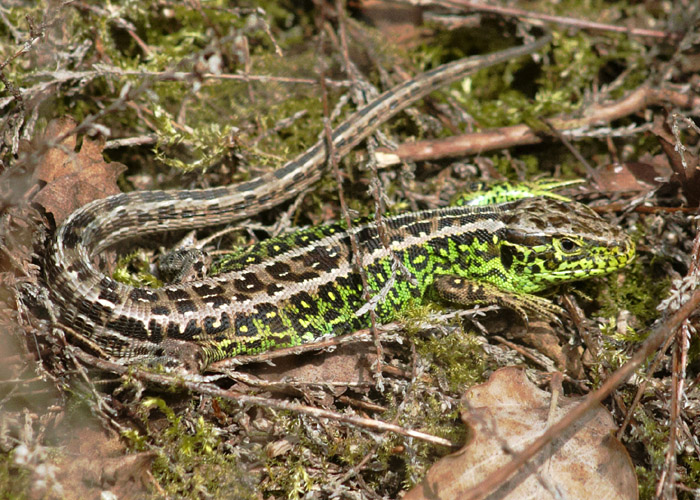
[158,248,211,283]
[433,275,564,325]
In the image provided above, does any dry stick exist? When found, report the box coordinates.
[241,35,258,132]
[597,204,696,215]
[656,217,700,498]
[0,15,47,73]
[69,348,453,448]
[490,335,586,391]
[616,330,676,438]
[334,2,416,385]
[376,87,700,165]
[657,322,690,499]
[30,68,351,87]
[427,0,680,40]
[542,119,602,186]
[329,16,419,290]
[104,135,157,149]
[71,1,151,54]
[463,287,700,500]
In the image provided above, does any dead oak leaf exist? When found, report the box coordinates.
[237,343,377,406]
[33,117,126,225]
[595,160,666,194]
[406,367,637,500]
[358,0,426,46]
[56,427,156,500]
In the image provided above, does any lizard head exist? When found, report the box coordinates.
[499,197,635,293]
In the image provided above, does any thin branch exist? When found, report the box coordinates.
[376,87,700,166]
[69,348,454,448]
[30,68,351,87]
[413,0,681,40]
[463,287,700,500]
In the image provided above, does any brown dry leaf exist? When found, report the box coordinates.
[650,114,700,206]
[56,427,155,500]
[358,0,425,45]
[405,367,637,500]
[33,117,126,225]
[596,161,664,193]
[248,343,377,390]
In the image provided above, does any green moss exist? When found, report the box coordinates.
[0,1,324,172]
[373,389,465,491]
[397,299,488,394]
[445,28,648,134]
[123,397,259,499]
[688,335,700,365]
[267,459,315,500]
[485,154,545,180]
[247,382,465,496]
[257,411,343,497]
[597,257,670,327]
[411,325,487,394]
[0,450,31,500]
[592,253,668,372]
[152,105,235,172]
[628,406,670,499]
[113,250,162,288]
[681,455,700,493]
[636,465,655,500]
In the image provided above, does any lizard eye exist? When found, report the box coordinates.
[559,237,578,252]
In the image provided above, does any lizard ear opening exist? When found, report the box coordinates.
[500,244,514,270]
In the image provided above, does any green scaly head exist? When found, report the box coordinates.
[494,197,635,294]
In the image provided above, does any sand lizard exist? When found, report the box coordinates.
[43,33,634,371]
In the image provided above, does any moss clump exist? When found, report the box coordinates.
[412,325,487,394]
[113,250,163,288]
[597,258,670,327]
[629,405,671,499]
[0,450,31,500]
[123,397,259,499]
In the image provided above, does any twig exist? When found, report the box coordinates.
[616,330,676,438]
[104,135,157,149]
[463,286,700,499]
[319,4,386,384]
[414,0,681,40]
[542,118,602,186]
[69,348,454,448]
[30,68,351,88]
[0,14,46,73]
[654,209,700,498]
[656,321,690,499]
[376,86,700,166]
